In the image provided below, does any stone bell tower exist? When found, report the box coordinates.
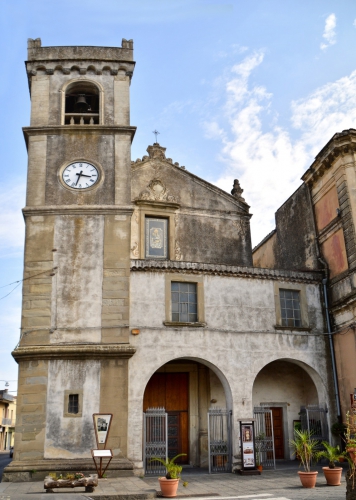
[5,38,136,480]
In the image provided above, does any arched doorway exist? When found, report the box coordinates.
[142,358,230,468]
[252,359,320,460]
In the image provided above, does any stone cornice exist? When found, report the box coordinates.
[302,129,356,186]
[12,344,136,362]
[135,199,180,210]
[22,205,134,217]
[130,259,323,283]
[22,125,136,148]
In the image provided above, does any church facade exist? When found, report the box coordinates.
[4,39,335,481]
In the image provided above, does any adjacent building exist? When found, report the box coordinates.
[253,129,356,420]
[0,390,16,452]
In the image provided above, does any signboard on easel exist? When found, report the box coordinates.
[92,413,113,478]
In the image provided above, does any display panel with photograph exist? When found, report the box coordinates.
[93,413,113,448]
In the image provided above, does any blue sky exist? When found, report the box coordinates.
[1,0,356,392]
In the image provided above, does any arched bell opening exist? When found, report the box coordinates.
[64,81,100,125]
[252,359,321,460]
[142,357,231,470]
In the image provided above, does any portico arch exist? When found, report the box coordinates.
[127,355,233,468]
[252,358,328,460]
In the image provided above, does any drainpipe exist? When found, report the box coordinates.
[319,258,341,418]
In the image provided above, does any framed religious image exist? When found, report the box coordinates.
[93,413,113,448]
[240,421,256,469]
[145,217,168,259]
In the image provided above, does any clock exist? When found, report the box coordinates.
[61,161,100,190]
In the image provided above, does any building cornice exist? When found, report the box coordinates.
[12,344,136,362]
[130,259,323,283]
[22,205,134,218]
[302,129,356,186]
[22,125,136,148]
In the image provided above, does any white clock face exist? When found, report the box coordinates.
[62,162,99,189]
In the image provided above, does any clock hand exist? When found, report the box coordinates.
[75,171,83,185]
[79,174,92,178]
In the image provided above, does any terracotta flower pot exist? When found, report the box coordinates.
[322,467,342,486]
[158,477,180,498]
[298,471,318,488]
[256,465,263,472]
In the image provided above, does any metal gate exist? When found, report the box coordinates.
[208,408,232,473]
[253,407,276,469]
[300,404,328,448]
[143,407,168,475]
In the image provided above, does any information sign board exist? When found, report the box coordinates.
[240,421,256,470]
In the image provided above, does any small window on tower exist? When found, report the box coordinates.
[63,390,83,418]
[68,394,79,414]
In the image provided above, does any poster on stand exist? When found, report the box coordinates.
[93,413,113,448]
[240,421,256,469]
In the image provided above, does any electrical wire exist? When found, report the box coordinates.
[0,267,57,301]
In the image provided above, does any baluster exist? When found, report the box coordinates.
[70,117,74,125]
[80,116,84,125]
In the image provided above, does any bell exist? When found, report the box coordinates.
[74,94,89,113]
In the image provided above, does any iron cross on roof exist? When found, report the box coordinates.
[152,129,160,143]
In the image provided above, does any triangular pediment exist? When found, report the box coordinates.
[131,143,249,214]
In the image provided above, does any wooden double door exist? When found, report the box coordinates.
[143,372,189,463]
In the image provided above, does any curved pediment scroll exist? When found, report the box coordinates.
[137,179,179,203]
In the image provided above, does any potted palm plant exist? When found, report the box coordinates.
[150,454,187,498]
[255,432,265,472]
[316,441,343,486]
[290,428,319,488]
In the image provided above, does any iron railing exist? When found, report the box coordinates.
[253,407,276,469]
[208,408,232,473]
[143,407,168,476]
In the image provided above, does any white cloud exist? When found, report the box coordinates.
[320,13,336,50]
[206,51,356,246]
[0,182,25,253]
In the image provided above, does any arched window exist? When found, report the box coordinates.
[64,81,100,125]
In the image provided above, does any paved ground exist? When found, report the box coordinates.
[0,453,12,482]
[0,462,350,500]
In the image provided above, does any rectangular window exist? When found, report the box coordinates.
[171,282,197,323]
[68,394,79,414]
[279,289,301,327]
[145,217,168,259]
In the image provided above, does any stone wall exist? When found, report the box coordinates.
[253,184,320,272]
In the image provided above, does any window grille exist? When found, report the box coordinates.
[68,394,79,414]
[171,282,197,322]
[279,289,301,327]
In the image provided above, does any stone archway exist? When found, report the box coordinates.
[252,359,321,460]
[128,355,233,469]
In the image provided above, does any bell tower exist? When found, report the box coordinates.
[8,38,136,478]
